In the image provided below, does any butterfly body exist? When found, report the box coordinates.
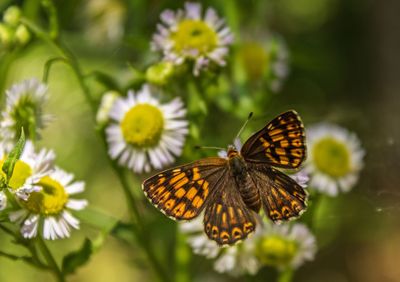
[227,146,262,213]
[143,110,308,246]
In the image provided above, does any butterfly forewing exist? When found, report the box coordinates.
[142,157,227,220]
[241,110,306,169]
[250,164,308,222]
[203,177,256,246]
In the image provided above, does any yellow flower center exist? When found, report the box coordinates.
[313,137,351,177]
[256,235,298,267]
[0,158,32,190]
[23,176,68,215]
[120,104,164,148]
[170,20,218,55]
[239,42,270,80]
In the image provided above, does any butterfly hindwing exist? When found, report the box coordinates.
[250,164,308,222]
[142,158,227,220]
[241,110,306,169]
[203,178,257,246]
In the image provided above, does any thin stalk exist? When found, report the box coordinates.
[0,223,48,270]
[175,229,190,282]
[42,57,69,83]
[114,168,171,282]
[277,268,294,282]
[36,237,65,282]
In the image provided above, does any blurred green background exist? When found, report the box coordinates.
[1,0,400,281]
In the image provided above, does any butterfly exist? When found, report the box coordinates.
[142,110,307,246]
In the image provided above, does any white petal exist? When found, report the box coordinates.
[66,199,88,210]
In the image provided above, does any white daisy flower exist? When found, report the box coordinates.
[305,123,365,196]
[152,2,234,76]
[238,36,290,92]
[0,141,55,201]
[106,84,188,173]
[214,239,261,276]
[0,78,49,151]
[254,223,317,270]
[10,167,87,240]
[181,218,316,275]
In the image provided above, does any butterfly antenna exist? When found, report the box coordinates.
[235,112,253,140]
[194,145,225,151]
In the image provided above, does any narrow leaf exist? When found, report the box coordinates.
[62,238,93,275]
[2,129,26,181]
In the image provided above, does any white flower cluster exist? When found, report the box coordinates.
[0,79,87,240]
[180,217,317,276]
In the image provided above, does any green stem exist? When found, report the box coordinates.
[0,50,19,96]
[41,0,59,39]
[0,222,15,237]
[42,57,69,83]
[174,229,190,282]
[21,18,96,113]
[20,18,64,56]
[114,168,171,282]
[36,237,65,282]
[277,268,294,282]
[0,223,48,270]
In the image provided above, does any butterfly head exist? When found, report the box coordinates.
[227,145,240,159]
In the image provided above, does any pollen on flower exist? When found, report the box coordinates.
[312,137,351,177]
[239,42,270,81]
[120,104,164,148]
[23,176,68,215]
[171,20,218,55]
[255,235,299,267]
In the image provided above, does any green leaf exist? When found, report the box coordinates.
[74,208,119,233]
[2,129,25,181]
[62,238,93,275]
[111,221,137,245]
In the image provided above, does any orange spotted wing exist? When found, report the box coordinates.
[241,110,306,168]
[142,110,308,246]
[142,158,228,220]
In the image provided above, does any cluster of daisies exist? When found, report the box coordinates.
[94,2,365,276]
[0,78,87,240]
[0,1,366,277]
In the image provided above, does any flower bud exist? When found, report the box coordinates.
[96,91,119,125]
[145,61,174,86]
[3,6,22,27]
[0,23,13,47]
[15,24,30,45]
